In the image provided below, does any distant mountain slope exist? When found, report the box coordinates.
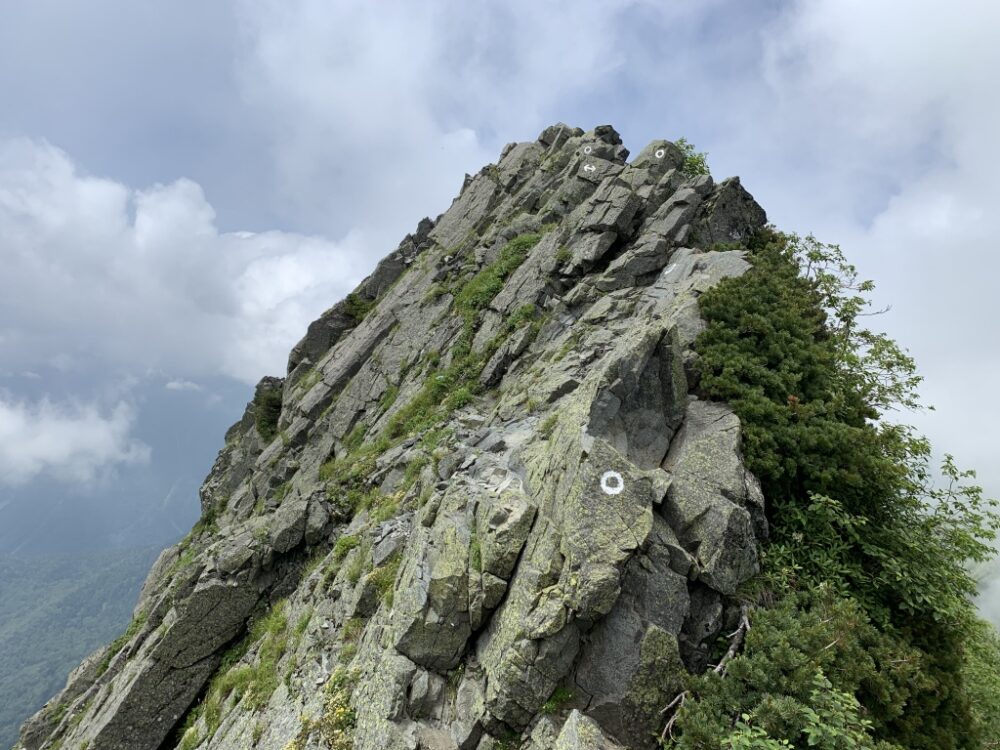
[0,547,160,748]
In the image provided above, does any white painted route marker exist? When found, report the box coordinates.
[654,148,665,158]
[600,470,625,496]
[583,164,597,173]
[583,145,593,154]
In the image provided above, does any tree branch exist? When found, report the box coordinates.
[659,603,752,743]
[713,602,751,677]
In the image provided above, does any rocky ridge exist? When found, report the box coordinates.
[18,123,769,750]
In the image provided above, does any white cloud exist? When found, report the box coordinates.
[0,396,149,485]
[745,0,1000,486]
[0,137,378,384]
[164,379,203,392]
[233,0,704,238]
[742,0,1000,620]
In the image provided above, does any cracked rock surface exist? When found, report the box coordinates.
[18,124,768,750]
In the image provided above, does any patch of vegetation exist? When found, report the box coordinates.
[454,233,541,322]
[341,422,368,455]
[491,731,523,750]
[317,668,358,750]
[423,282,450,304]
[338,617,363,666]
[541,686,574,715]
[445,386,474,410]
[345,540,372,586]
[366,554,401,606]
[553,328,583,362]
[253,388,283,442]
[274,481,292,503]
[665,229,1000,749]
[332,534,361,563]
[183,601,291,746]
[963,617,1000,747]
[163,540,200,585]
[283,668,358,750]
[295,608,313,637]
[504,303,538,333]
[95,608,148,676]
[675,137,709,178]
[296,367,323,392]
[370,491,402,523]
[539,413,558,439]
[378,384,400,413]
[447,662,465,692]
[343,293,376,323]
[555,246,572,265]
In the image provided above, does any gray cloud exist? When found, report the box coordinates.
[0,137,378,383]
[0,395,148,485]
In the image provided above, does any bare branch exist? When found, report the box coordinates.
[659,691,688,742]
[714,603,751,677]
[659,603,752,743]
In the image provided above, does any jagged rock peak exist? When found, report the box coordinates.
[18,125,768,750]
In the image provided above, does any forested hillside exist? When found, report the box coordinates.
[0,547,159,748]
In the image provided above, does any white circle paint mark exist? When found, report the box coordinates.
[583,145,593,154]
[600,471,625,496]
[654,148,665,159]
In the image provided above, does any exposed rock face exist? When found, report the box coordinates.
[18,124,768,750]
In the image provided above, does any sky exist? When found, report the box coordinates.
[0,0,997,611]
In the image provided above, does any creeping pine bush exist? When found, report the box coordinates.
[666,228,1000,750]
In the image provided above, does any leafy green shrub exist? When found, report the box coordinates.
[343,293,375,323]
[681,228,1000,749]
[675,137,709,177]
[253,388,283,442]
[671,590,919,749]
[963,618,1000,748]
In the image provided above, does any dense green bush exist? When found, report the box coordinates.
[343,292,376,323]
[675,137,710,177]
[253,388,283,442]
[668,229,1000,749]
